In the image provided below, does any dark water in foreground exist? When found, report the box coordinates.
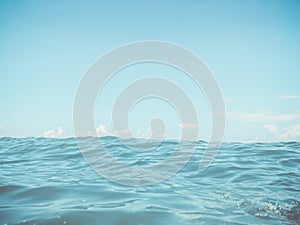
[0,137,299,225]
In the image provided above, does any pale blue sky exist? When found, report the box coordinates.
[0,0,300,141]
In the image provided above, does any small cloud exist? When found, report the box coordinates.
[179,123,198,129]
[279,132,289,139]
[74,124,111,137]
[41,126,64,138]
[280,95,300,100]
[135,129,150,138]
[280,124,300,139]
[57,126,64,136]
[115,129,132,138]
[263,124,300,140]
[263,124,279,134]
[96,124,110,136]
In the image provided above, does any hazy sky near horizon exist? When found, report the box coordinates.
[1,0,300,141]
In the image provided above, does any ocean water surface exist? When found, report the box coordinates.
[0,137,299,225]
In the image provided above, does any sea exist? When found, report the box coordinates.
[0,137,299,225]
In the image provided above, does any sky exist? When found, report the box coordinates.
[0,0,300,141]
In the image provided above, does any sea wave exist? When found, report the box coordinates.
[0,137,299,224]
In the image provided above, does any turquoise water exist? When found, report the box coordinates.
[0,137,299,225]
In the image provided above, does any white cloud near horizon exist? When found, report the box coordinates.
[263,124,279,134]
[280,124,300,139]
[74,124,111,137]
[114,129,132,138]
[41,126,64,138]
[179,123,198,129]
[96,124,110,136]
[263,124,300,140]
